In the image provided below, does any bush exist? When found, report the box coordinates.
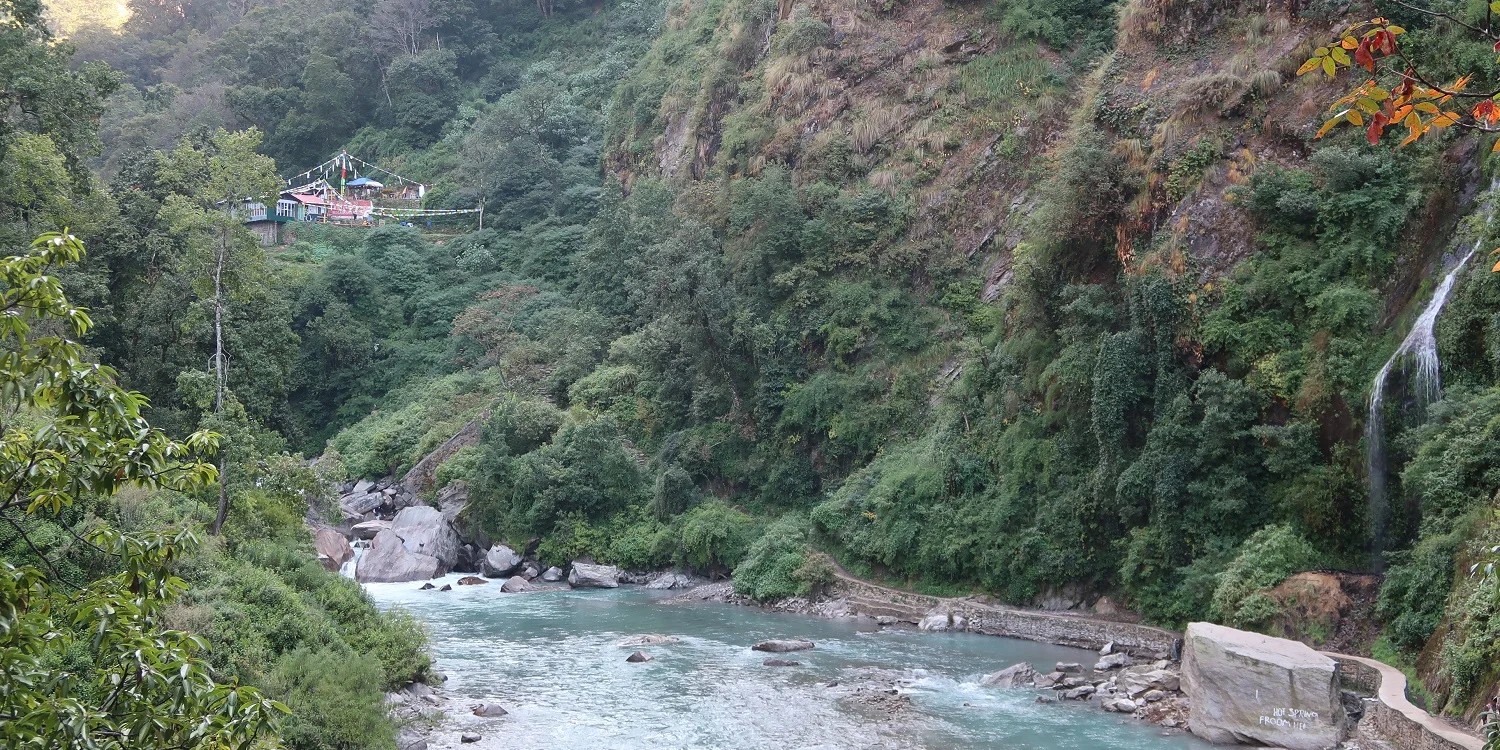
[678,501,760,573]
[734,514,814,601]
[264,648,395,750]
[1209,524,1319,627]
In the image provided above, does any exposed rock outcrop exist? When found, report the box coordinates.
[1181,622,1345,750]
[567,562,620,588]
[357,530,440,583]
[540,566,564,582]
[625,651,653,663]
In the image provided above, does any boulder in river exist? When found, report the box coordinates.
[457,576,487,585]
[472,703,508,717]
[644,571,696,590]
[1055,662,1084,674]
[314,528,353,572]
[1181,622,1345,750]
[981,663,1038,688]
[751,639,815,653]
[541,566,564,582]
[391,506,462,572]
[617,634,680,647]
[357,530,440,583]
[481,544,523,578]
[419,583,435,590]
[763,658,801,667]
[625,651,653,663]
[500,577,537,593]
[917,607,966,632]
[439,584,452,591]
[460,733,481,744]
[568,561,620,588]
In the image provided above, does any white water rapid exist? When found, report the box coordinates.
[1367,178,1499,569]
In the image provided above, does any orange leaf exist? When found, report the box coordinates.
[1492,259,1500,272]
[1341,36,1358,49]
[1316,117,1342,138]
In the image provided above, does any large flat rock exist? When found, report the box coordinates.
[1182,622,1345,750]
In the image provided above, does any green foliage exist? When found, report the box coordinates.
[678,500,760,572]
[1208,524,1319,628]
[733,514,813,601]
[0,232,285,748]
[264,649,395,750]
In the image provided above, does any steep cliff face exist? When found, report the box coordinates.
[590,0,1498,720]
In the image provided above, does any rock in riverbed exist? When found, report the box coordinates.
[481,544,523,577]
[472,703,508,717]
[763,658,801,667]
[981,663,1038,688]
[500,577,537,593]
[626,651,653,663]
[541,566,564,582]
[460,733,481,744]
[752,639,815,653]
[617,634,679,647]
[457,576,486,585]
[356,530,440,583]
[568,561,621,588]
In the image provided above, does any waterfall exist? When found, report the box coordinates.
[1367,178,1499,570]
[342,540,366,579]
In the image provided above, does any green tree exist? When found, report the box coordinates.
[0,231,287,748]
[156,128,281,534]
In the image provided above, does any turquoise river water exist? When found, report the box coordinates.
[365,573,1214,750]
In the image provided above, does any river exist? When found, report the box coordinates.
[366,573,1214,750]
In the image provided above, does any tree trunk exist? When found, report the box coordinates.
[209,233,228,535]
[211,455,228,535]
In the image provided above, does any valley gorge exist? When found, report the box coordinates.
[3,0,1500,748]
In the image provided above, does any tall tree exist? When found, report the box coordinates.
[156,128,279,534]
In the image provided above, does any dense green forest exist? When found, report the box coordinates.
[5,0,1500,745]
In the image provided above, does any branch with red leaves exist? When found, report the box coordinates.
[1299,18,1500,146]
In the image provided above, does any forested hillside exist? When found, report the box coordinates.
[5,0,1500,745]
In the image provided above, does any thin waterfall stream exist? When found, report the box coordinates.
[1366,177,1500,569]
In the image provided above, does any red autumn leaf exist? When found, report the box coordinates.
[1367,112,1389,144]
[1493,39,1500,52]
[1377,30,1396,54]
[1355,39,1375,71]
[1474,100,1500,124]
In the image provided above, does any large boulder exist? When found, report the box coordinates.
[1181,622,1345,750]
[356,530,440,583]
[351,519,390,540]
[391,506,462,573]
[314,528,353,572]
[481,544,523,578]
[540,566,564,582]
[567,562,620,588]
[500,577,537,593]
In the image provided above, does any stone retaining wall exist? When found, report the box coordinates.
[826,576,1180,656]
[1364,701,1478,750]
[1327,655,1484,750]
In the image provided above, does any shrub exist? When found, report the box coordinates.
[264,648,395,750]
[734,514,815,601]
[1209,524,1320,627]
[678,501,761,573]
